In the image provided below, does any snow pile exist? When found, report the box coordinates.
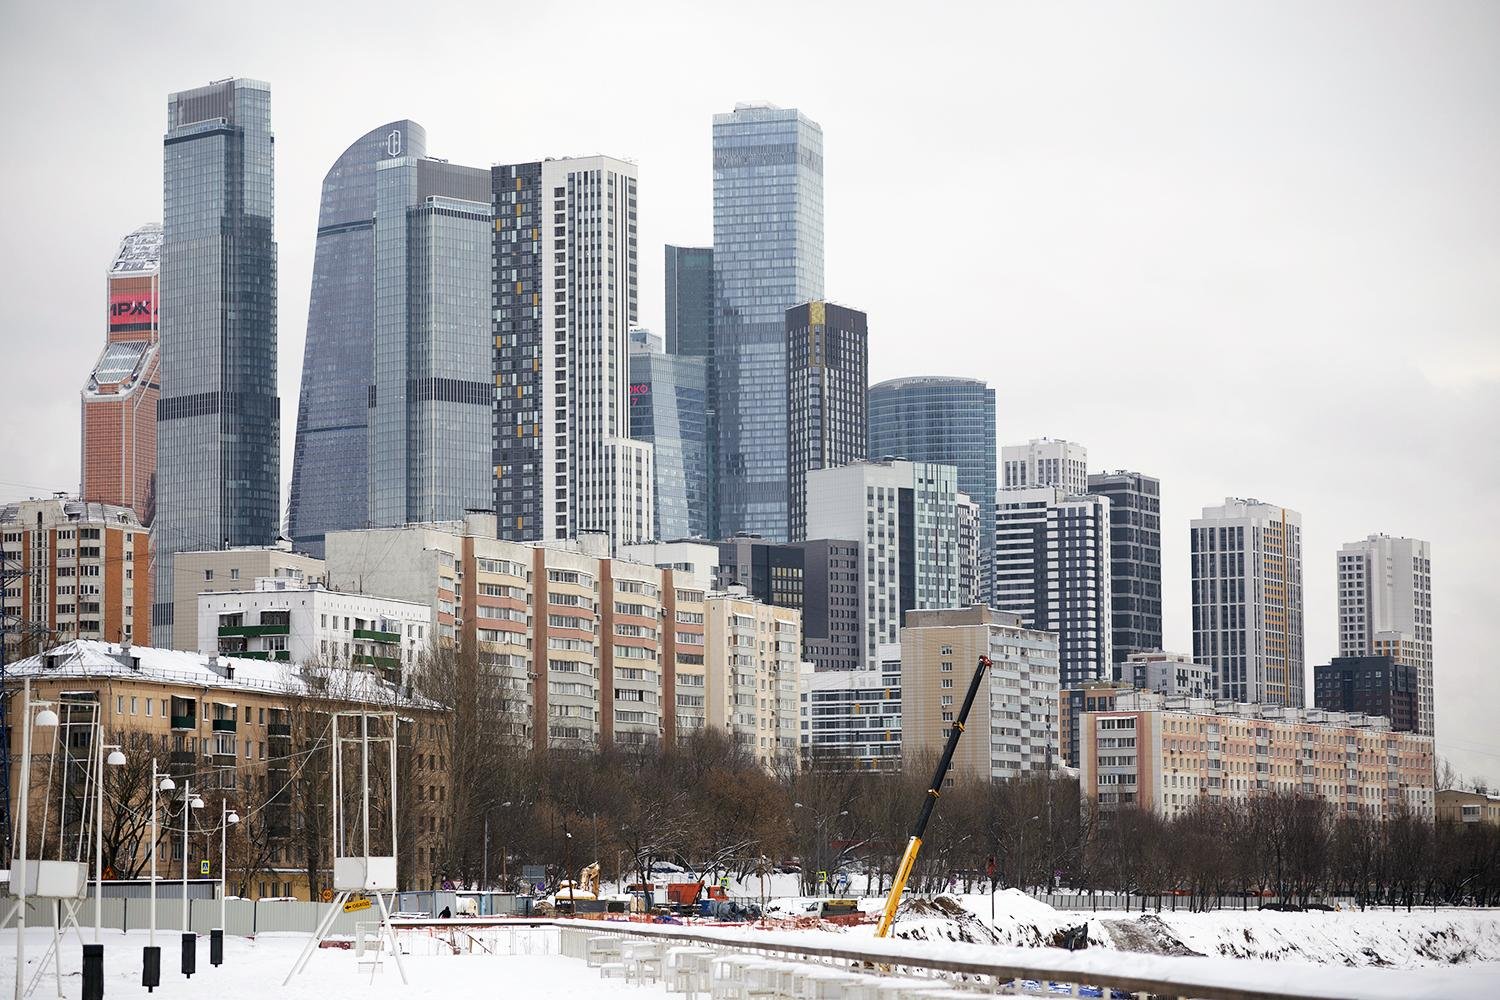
[883,892,1106,951]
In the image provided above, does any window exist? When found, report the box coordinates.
[205,569,214,581]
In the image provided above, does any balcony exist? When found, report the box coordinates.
[218,623,290,638]
[212,718,237,733]
[168,750,195,767]
[352,628,400,644]
[354,653,401,671]
[234,649,290,662]
[170,715,195,731]
[267,723,291,738]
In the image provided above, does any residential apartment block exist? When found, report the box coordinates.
[1337,535,1433,736]
[786,300,868,542]
[1087,471,1162,669]
[704,594,803,770]
[1313,655,1419,733]
[713,536,863,672]
[1126,651,1212,699]
[798,646,901,769]
[169,547,326,653]
[1001,438,1087,493]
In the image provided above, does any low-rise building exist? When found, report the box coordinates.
[1078,690,1434,819]
[1436,789,1500,826]
[1126,651,1212,699]
[4,640,449,898]
[171,546,326,652]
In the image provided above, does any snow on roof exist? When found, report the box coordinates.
[5,640,441,711]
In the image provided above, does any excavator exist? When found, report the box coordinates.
[874,654,992,939]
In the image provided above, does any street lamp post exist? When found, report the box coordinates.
[13,679,59,1000]
[145,762,174,991]
[213,798,239,967]
[180,781,204,978]
[94,739,127,941]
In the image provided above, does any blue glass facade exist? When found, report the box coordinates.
[287,121,426,556]
[628,352,710,540]
[868,377,997,602]
[153,79,279,632]
[712,105,824,541]
[664,245,714,357]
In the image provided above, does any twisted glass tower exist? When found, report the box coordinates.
[288,121,427,556]
[153,79,278,634]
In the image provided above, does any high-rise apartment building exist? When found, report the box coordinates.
[288,121,426,556]
[957,494,981,608]
[713,536,862,672]
[1001,438,1088,493]
[805,460,962,669]
[901,606,1060,780]
[713,104,824,541]
[664,245,714,357]
[1125,651,1212,699]
[492,157,653,549]
[153,79,280,636]
[704,594,803,771]
[81,224,162,525]
[1313,655,1419,733]
[1337,534,1433,736]
[1191,498,1304,706]
[798,646,902,769]
[994,488,1113,687]
[1,499,151,656]
[868,377,997,603]
[628,351,711,540]
[367,154,493,528]
[1087,470,1162,670]
[786,301,868,542]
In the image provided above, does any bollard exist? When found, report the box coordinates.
[143,945,161,992]
[82,944,104,1000]
[181,932,197,977]
[210,928,224,967]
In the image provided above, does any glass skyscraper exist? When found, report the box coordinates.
[787,301,867,542]
[664,245,714,357]
[368,155,494,527]
[1087,470,1163,670]
[712,104,824,541]
[287,121,426,556]
[153,79,279,633]
[868,377,997,602]
[628,349,710,540]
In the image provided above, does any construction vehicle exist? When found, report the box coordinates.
[874,655,992,939]
[664,880,728,914]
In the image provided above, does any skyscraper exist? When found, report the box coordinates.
[994,488,1113,687]
[1191,498,1305,706]
[367,154,493,527]
[288,121,427,556]
[868,376,997,601]
[786,301,867,542]
[664,245,714,357]
[1001,438,1088,492]
[628,350,710,540]
[713,103,824,541]
[1087,470,1162,670]
[81,224,162,524]
[493,156,653,549]
[1337,534,1433,735]
[153,79,279,635]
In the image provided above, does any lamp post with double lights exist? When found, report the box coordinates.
[212,798,239,966]
[93,740,127,941]
[177,781,204,977]
[13,678,59,1000]
[143,762,175,991]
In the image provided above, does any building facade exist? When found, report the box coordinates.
[1001,438,1088,493]
[713,104,824,541]
[798,646,901,769]
[900,606,1060,781]
[956,494,981,609]
[81,224,162,525]
[703,594,802,771]
[713,536,863,672]
[1,499,151,656]
[994,488,1113,687]
[170,547,326,653]
[1086,471,1162,670]
[1058,681,1134,769]
[287,121,426,557]
[867,376,997,603]
[1191,498,1305,707]
[1126,651,1212,698]
[368,154,494,528]
[628,350,711,540]
[1436,790,1500,825]
[1078,691,1434,819]
[492,157,653,549]
[786,301,868,542]
[4,640,449,898]
[664,245,714,358]
[154,79,280,637]
[805,460,963,669]
[1312,655,1418,733]
[1337,534,1433,736]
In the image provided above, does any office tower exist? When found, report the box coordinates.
[1313,655,1419,732]
[288,121,426,557]
[713,536,862,671]
[994,488,1113,687]
[704,594,803,770]
[628,350,710,539]
[713,103,824,541]
[665,246,714,357]
[153,79,279,636]
[1079,691,1433,818]
[81,224,162,524]
[1190,498,1304,706]
[868,376,997,602]
[786,301,868,541]
[1087,470,1162,670]
[170,547,326,652]
[805,460,961,668]
[1337,534,1433,736]
[901,607,1060,780]
[1001,438,1088,492]
[0,499,151,656]
[956,494,981,608]
[492,157,653,549]
[367,154,493,528]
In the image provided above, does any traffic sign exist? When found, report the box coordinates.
[200,860,210,876]
[343,896,372,913]
[321,888,334,902]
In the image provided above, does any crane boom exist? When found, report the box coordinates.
[874,653,991,938]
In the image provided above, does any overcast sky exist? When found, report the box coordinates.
[2,1,1496,782]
